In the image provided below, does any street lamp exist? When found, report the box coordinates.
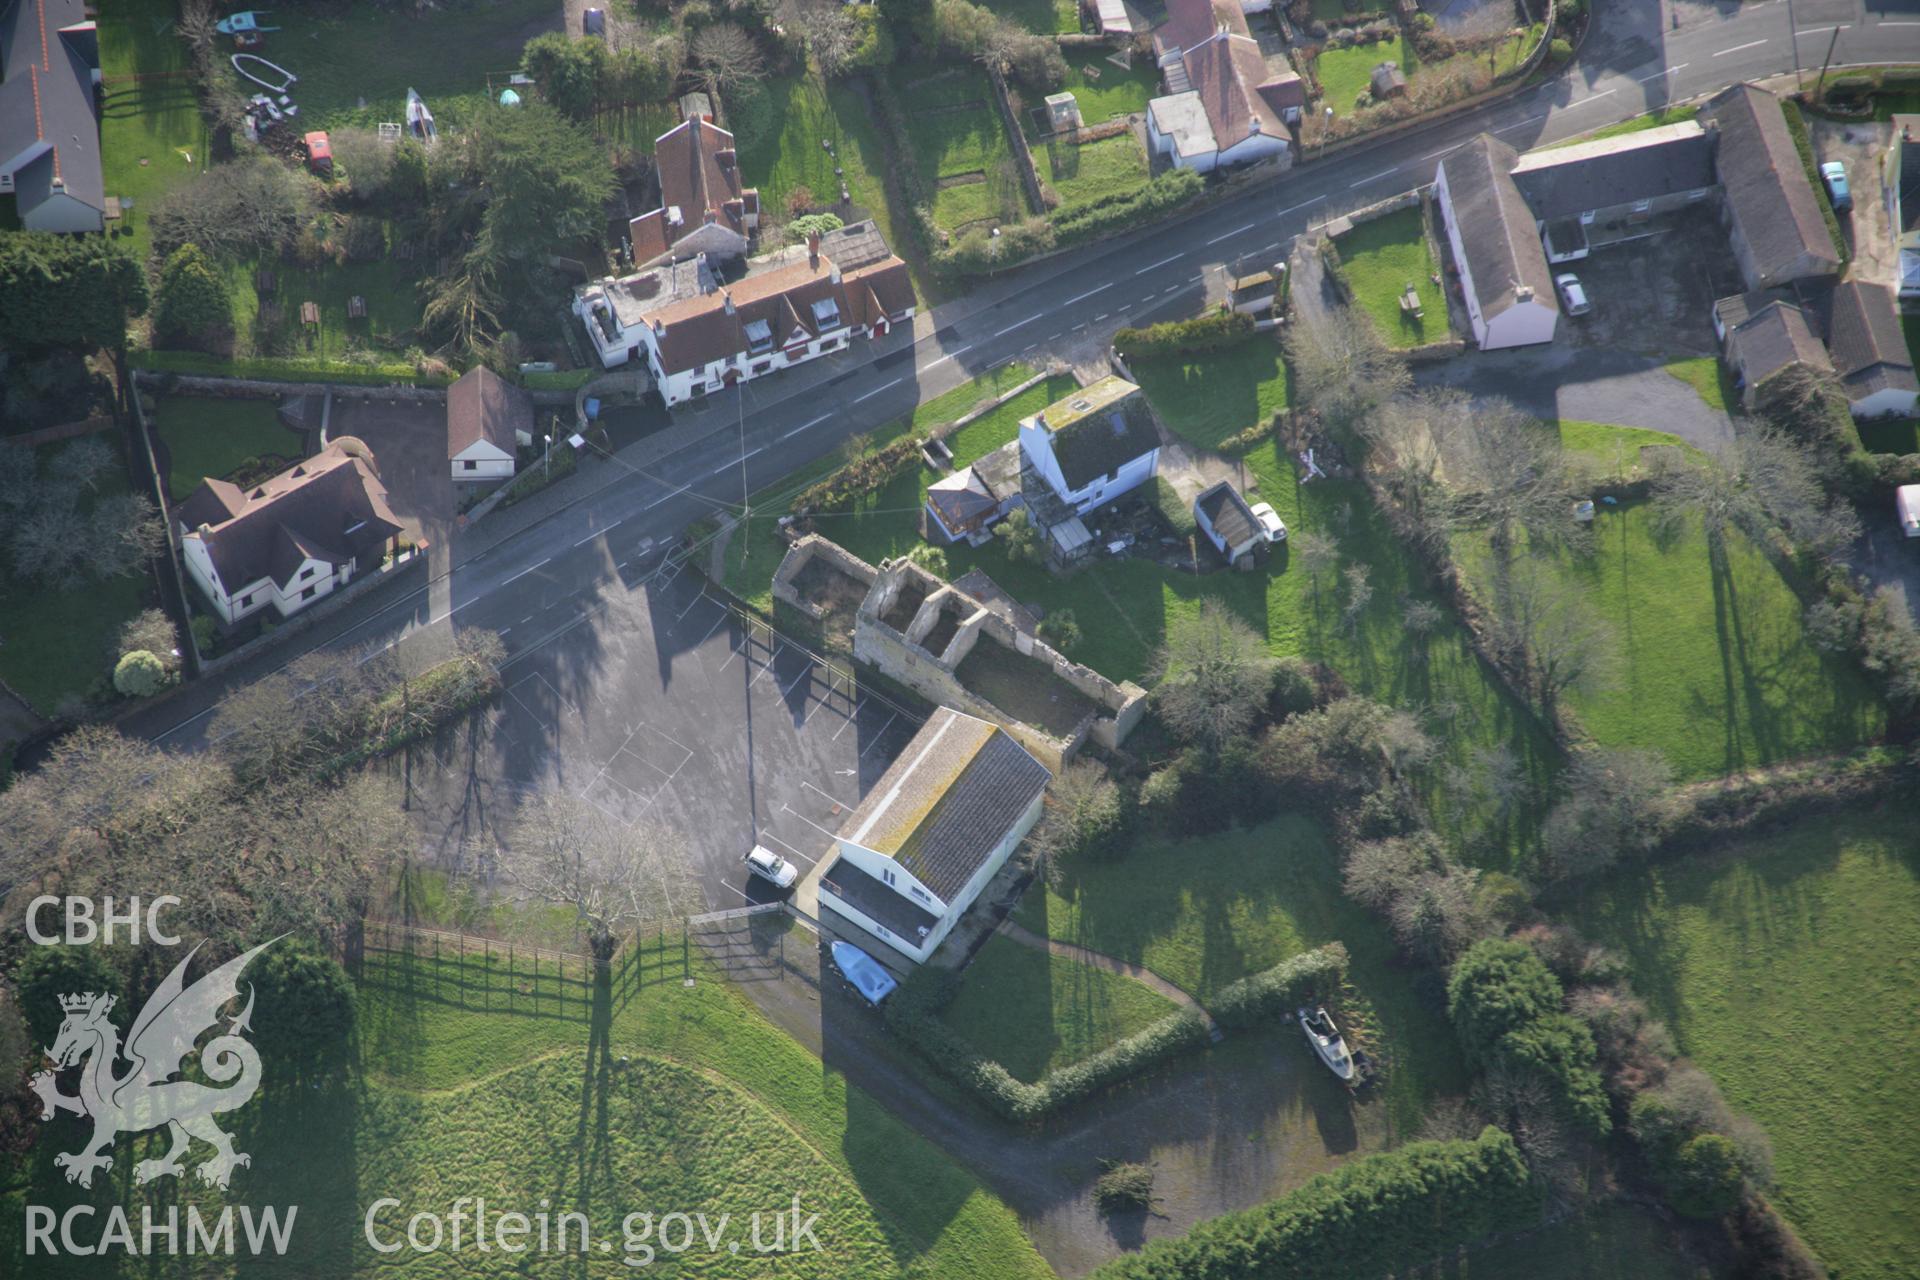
[1319,105,1334,162]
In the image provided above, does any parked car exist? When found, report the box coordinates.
[1554,273,1592,316]
[830,940,898,1006]
[744,844,798,890]
[1249,501,1288,542]
[1821,161,1852,212]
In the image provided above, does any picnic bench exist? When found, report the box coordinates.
[347,295,367,319]
[1398,283,1423,320]
[300,301,319,326]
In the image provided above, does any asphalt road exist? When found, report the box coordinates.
[129,0,1920,766]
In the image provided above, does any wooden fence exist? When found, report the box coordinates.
[359,918,692,1016]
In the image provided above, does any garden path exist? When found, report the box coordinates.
[995,917,1219,1035]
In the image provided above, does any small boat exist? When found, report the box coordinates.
[214,10,278,34]
[230,53,296,95]
[1297,1005,1357,1082]
[405,88,437,144]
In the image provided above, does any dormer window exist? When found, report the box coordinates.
[743,318,773,354]
[811,298,840,329]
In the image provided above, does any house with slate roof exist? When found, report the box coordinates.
[819,707,1050,963]
[1146,0,1298,174]
[1434,134,1561,349]
[1718,297,1831,410]
[1702,83,1842,291]
[0,0,104,233]
[1820,280,1920,419]
[173,441,403,625]
[446,365,529,482]
[1017,375,1161,519]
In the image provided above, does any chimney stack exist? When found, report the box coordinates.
[808,233,822,269]
[722,290,735,316]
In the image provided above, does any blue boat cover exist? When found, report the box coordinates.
[830,940,898,1005]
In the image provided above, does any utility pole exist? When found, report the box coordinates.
[736,383,752,562]
[1814,28,1841,100]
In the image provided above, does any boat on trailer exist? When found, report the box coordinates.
[1297,1005,1358,1083]
[230,53,296,96]
[405,88,437,143]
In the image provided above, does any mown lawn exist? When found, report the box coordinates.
[729,342,1561,862]
[1451,427,1884,780]
[1332,207,1447,349]
[734,74,909,291]
[1013,814,1469,1131]
[97,0,210,262]
[1038,133,1151,213]
[231,0,556,134]
[152,395,305,502]
[983,0,1081,33]
[1037,56,1162,132]
[0,939,1054,1279]
[0,447,149,715]
[1663,356,1735,415]
[936,933,1178,1082]
[1315,36,1415,116]
[886,61,1025,231]
[1548,105,1701,147]
[1572,805,1920,1280]
[598,101,682,155]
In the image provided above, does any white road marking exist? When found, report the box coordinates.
[803,779,853,811]
[1418,143,1460,160]
[1637,62,1688,82]
[1712,39,1769,56]
[777,663,813,698]
[853,377,903,405]
[1206,221,1257,244]
[1135,253,1184,275]
[1275,197,1321,216]
[860,711,898,757]
[644,482,692,510]
[1063,283,1113,305]
[759,831,818,867]
[1796,25,1849,36]
[1348,165,1402,188]
[832,696,868,738]
[991,314,1039,338]
[781,412,831,440]
[503,557,551,586]
[574,529,601,547]
[780,803,841,842]
[1494,113,1546,133]
[675,591,707,621]
[1576,87,1618,103]
[695,609,728,647]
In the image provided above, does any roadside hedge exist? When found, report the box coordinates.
[791,434,926,513]
[1113,309,1255,360]
[1053,169,1205,248]
[885,966,1210,1123]
[1092,1126,1541,1280]
[1152,474,1198,539]
[1780,98,1850,265]
[1209,943,1348,1030]
[132,349,449,386]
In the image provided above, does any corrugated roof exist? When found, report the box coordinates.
[838,708,1050,900]
[1196,480,1259,551]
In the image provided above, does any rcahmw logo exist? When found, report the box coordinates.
[23,934,300,1258]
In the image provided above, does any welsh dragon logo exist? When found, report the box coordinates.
[30,940,276,1190]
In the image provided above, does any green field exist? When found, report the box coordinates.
[0,445,151,716]
[97,0,210,262]
[1013,814,1469,1130]
[0,939,1052,1278]
[152,395,306,503]
[984,0,1081,32]
[1315,35,1416,116]
[1332,207,1448,349]
[936,933,1179,1082]
[886,62,1025,231]
[729,344,1560,862]
[1452,427,1884,781]
[735,74,909,291]
[1663,357,1734,415]
[1573,806,1920,1280]
[1039,133,1151,213]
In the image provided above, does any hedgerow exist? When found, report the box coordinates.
[1114,309,1255,360]
[1209,943,1348,1029]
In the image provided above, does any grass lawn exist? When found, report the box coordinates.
[1013,814,1469,1130]
[1311,0,1391,18]
[728,343,1560,862]
[984,0,1081,32]
[1332,207,1447,349]
[1038,133,1151,213]
[1663,356,1735,415]
[1446,1200,1719,1278]
[97,0,210,262]
[0,936,1053,1278]
[1572,805,1920,1280]
[734,73,912,294]
[1316,36,1415,116]
[1037,57,1162,132]
[229,0,556,135]
[598,101,682,155]
[0,446,150,715]
[249,239,429,363]
[936,933,1179,1082]
[152,395,307,503]
[1546,105,1702,148]
[1452,428,1885,781]
[377,861,591,949]
[886,62,1025,231]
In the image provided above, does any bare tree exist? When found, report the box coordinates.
[48,436,114,492]
[150,157,318,260]
[119,608,183,671]
[1292,530,1339,609]
[1358,390,1454,555]
[1341,561,1373,636]
[1030,760,1127,879]
[1432,396,1572,560]
[504,792,700,968]
[1540,746,1674,880]
[691,23,767,96]
[1156,600,1272,754]
[1649,426,1858,562]
[1494,561,1617,711]
[1283,302,1409,431]
[788,0,861,76]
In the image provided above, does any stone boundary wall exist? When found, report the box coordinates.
[988,65,1049,218]
[772,535,880,622]
[131,372,576,408]
[2,414,116,448]
[193,549,429,680]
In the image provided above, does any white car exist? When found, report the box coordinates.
[1555,273,1592,316]
[1250,501,1288,542]
[744,844,798,890]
